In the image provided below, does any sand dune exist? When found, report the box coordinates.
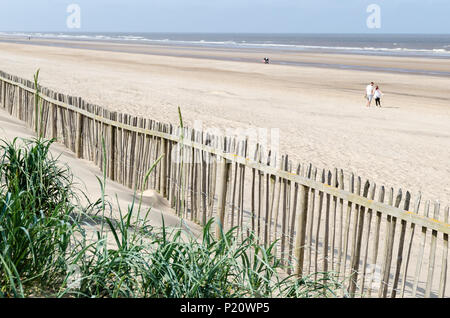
[0,107,202,238]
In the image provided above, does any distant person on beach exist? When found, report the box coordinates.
[263,57,270,64]
[365,82,375,107]
[374,86,383,107]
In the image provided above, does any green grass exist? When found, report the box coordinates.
[0,137,343,298]
[0,137,80,296]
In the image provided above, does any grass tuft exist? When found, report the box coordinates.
[0,137,343,298]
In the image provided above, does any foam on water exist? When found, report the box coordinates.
[1,32,450,58]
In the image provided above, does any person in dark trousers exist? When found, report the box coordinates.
[374,85,383,107]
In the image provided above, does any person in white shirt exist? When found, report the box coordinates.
[374,86,383,107]
[366,82,375,107]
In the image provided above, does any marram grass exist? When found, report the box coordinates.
[0,137,343,298]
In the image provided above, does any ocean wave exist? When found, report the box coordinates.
[2,32,449,57]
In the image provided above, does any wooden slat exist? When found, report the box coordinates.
[267,154,278,246]
[294,165,310,278]
[237,139,247,237]
[336,169,345,280]
[257,147,264,243]
[348,180,370,297]
[380,189,402,298]
[230,142,240,229]
[287,164,301,274]
[306,167,318,276]
[391,191,411,298]
[215,152,231,239]
[348,176,362,294]
[367,186,385,297]
[281,155,289,263]
[264,150,273,246]
[360,182,376,296]
[251,146,259,235]
[330,168,338,272]
[323,171,332,276]
[412,200,430,297]
[400,193,421,297]
[425,201,440,298]
[341,173,355,296]
[438,206,449,298]
[314,169,326,281]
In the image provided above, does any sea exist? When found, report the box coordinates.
[2,32,450,58]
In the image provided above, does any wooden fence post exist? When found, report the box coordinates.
[438,206,449,298]
[367,186,385,297]
[425,201,440,298]
[400,193,422,297]
[32,84,39,134]
[348,180,370,297]
[75,100,84,159]
[216,155,231,240]
[1,80,5,108]
[160,138,168,197]
[109,112,117,180]
[391,191,411,298]
[51,92,58,140]
[380,189,403,297]
[294,182,310,278]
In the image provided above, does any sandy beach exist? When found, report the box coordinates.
[0,38,449,205]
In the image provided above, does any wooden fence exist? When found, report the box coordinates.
[0,70,448,298]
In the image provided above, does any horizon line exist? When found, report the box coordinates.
[2,31,450,35]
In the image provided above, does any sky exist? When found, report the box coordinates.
[0,0,449,33]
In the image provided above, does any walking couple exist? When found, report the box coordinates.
[365,82,383,107]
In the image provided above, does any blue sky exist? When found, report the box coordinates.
[1,0,449,33]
